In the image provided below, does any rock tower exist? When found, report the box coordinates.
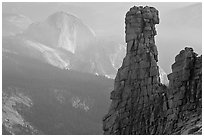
[103,6,202,135]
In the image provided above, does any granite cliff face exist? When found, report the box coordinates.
[103,6,202,135]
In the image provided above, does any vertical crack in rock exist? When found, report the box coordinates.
[103,6,202,135]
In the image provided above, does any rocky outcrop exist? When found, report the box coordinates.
[166,48,202,134]
[103,6,202,135]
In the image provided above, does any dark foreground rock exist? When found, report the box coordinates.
[103,6,202,135]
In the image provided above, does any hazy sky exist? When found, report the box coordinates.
[2,2,196,34]
[2,2,202,73]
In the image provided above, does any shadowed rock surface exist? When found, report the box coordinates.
[103,6,202,135]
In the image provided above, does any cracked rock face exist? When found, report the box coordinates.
[103,6,202,135]
[166,48,202,135]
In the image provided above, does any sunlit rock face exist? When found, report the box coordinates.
[24,11,95,54]
[159,66,169,85]
[109,44,126,70]
[103,6,202,135]
[24,40,71,69]
[2,36,72,70]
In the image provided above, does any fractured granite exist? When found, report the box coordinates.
[103,6,202,135]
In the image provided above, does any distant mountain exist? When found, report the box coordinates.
[2,13,32,36]
[3,11,126,78]
[2,12,117,134]
[23,11,95,54]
